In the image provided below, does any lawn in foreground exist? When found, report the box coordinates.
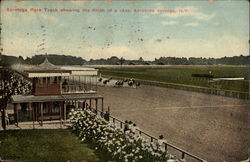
[0,129,110,161]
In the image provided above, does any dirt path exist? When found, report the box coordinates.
[98,85,249,162]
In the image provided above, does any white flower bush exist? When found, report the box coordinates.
[1,71,32,104]
[69,108,182,162]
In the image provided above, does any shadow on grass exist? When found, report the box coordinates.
[71,130,114,162]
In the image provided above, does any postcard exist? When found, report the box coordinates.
[0,0,249,162]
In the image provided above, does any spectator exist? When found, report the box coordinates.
[5,111,9,126]
[131,123,138,135]
[62,79,68,92]
[158,135,167,152]
[85,103,89,109]
[124,120,129,133]
[128,121,133,130]
[104,111,110,121]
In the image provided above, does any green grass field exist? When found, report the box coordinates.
[0,129,111,161]
[98,65,249,92]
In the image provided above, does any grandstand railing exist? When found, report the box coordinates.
[88,106,207,162]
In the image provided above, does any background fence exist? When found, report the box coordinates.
[102,75,249,100]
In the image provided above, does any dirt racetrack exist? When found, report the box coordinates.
[98,85,249,162]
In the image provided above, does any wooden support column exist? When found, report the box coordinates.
[14,103,18,126]
[84,100,87,110]
[17,103,20,127]
[101,98,104,113]
[90,76,92,90]
[64,101,66,120]
[28,103,32,120]
[78,76,81,91]
[60,101,62,128]
[101,98,104,117]
[37,103,39,122]
[90,99,92,109]
[75,100,78,108]
[84,76,86,90]
[78,101,81,109]
[41,103,43,126]
[32,103,35,129]
[95,76,97,91]
[95,99,98,114]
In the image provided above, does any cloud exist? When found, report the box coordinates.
[154,4,215,21]
[2,36,40,58]
[161,21,177,25]
[184,22,200,27]
[3,34,248,61]
[80,35,248,60]
[36,13,58,22]
[140,35,249,60]
[175,6,215,21]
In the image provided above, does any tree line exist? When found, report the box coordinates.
[0,54,249,67]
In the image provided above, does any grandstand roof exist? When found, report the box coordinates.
[22,58,98,77]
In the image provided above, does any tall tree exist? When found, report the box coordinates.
[138,57,144,62]
[0,68,31,130]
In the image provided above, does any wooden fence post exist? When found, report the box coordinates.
[165,144,168,152]
[182,152,185,159]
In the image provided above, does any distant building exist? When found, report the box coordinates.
[11,58,104,127]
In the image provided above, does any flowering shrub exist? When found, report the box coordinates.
[69,109,181,162]
[1,69,32,106]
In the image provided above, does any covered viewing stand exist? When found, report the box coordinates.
[11,93,104,129]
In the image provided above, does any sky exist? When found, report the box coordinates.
[1,0,249,61]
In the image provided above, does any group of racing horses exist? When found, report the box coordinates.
[98,77,141,88]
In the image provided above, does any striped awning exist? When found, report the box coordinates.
[11,93,103,103]
[27,72,70,78]
[71,70,97,76]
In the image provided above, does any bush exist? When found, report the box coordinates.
[69,109,181,162]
